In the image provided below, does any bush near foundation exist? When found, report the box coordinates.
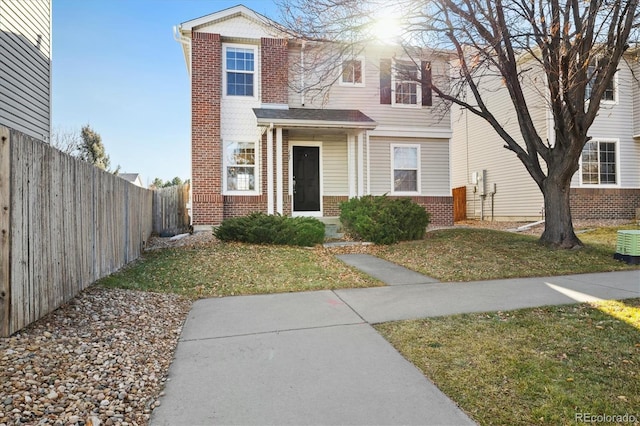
[213,212,325,246]
[339,195,430,244]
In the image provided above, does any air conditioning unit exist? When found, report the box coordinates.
[614,230,640,264]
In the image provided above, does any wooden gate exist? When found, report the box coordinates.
[453,186,467,222]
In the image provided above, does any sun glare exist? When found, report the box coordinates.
[368,5,404,43]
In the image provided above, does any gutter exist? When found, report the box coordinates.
[173,25,191,75]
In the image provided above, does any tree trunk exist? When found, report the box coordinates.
[540,177,582,248]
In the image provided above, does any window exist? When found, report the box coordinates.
[225,141,256,192]
[392,60,420,106]
[225,46,255,97]
[581,140,617,185]
[341,57,364,86]
[392,144,420,193]
[586,60,616,103]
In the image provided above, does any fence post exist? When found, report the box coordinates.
[0,127,11,337]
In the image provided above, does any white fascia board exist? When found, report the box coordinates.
[369,126,452,139]
[256,118,377,130]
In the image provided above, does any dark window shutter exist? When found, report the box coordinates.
[421,61,432,107]
[380,58,392,104]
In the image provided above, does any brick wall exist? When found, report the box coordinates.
[570,188,640,220]
[223,195,268,218]
[261,38,288,104]
[191,32,223,225]
[322,195,454,226]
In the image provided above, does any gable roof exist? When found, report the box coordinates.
[179,4,277,32]
[253,108,377,129]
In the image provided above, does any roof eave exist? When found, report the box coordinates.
[256,117,377,130]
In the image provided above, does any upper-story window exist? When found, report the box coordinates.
[341,57,364,86]
[393,60,420,106]
[580,139,617,186]
[380,58,432,107]
[585,60,617,103]
[225,46,256,97]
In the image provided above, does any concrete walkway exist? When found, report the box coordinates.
[151,254,639,425]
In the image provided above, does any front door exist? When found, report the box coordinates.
[293,146,320,212]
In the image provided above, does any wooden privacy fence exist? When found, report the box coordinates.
[0,127,153,337]
[153,183,190,236]
[452,186,467,222]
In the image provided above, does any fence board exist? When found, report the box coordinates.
[453,186,467,222]
[1,126,156,336]
[153,183,190,235]
[0,127,10,336]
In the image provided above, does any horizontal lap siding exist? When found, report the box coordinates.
[322,138,348,195]
[0,0,50,140]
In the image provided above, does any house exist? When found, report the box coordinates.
[119,173,144,188]
[0,0,51,142]
[451,50,640,222]
[175,5,453,231]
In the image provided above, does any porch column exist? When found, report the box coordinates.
[276,127,283,214]
[347,134,356,198]
[357,131,364,197]
[267,126,274,214]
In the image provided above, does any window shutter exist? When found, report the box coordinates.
[380,58,392,104]
[421,61,432,107]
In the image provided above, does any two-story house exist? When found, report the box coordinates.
[451,50,640,222]
[176,5,453,231]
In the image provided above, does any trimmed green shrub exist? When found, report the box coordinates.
[339,195,430,244]
[213,212,325,246]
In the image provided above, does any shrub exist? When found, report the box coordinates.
[339,195,430,244]
[213,213,325,246]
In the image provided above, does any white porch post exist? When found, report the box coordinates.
[357,131,364,197]
[276,127,283,214]
[347,134,356,198]
[267,126,274,214]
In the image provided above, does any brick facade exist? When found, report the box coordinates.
[191,32,223,225]
[261,38,288,104]
[570,188,640,220]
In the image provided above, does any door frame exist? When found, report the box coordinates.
[290,141,323,217]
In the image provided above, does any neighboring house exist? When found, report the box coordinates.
[119,173,144,188]
[451,51,640,221]
[0,0,51,141]
[176,5,453,231]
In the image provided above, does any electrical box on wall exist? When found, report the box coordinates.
[472,170,487,195]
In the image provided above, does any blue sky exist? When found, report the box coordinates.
[52,0,279,186]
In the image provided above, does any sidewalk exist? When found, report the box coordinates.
[150,255,639,425]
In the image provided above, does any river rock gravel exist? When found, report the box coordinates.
[0,287,191,426]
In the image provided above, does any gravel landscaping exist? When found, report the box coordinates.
[0,288,191,426]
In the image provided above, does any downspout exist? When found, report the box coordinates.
[300,41,306,106]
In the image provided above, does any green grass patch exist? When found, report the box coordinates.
[577,223,640,249]
[373,228,638,282]
[376,299,640,426]
[98,242,381,298]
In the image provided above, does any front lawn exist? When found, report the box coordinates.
[376,298,640,425]
[373,227,638,282]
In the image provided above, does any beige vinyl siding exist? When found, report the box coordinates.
[288,45,451,130]
[573,64,640,188]
[451,62,547,220]
[369,136,450,196]
[322,138,348,195]
[631,56,640,139]
[0,0,51,141]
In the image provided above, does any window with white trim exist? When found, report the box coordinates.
[392,60,420,106]
[224,141,257,192]
[340,57,364,86]
[585,60,617,103]
[580,140,617,185]
[391,144,420,193]
[225,46,255,97]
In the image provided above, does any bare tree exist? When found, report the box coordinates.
[278,0,639,248]
[50,126,81,156]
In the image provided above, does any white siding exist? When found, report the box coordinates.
[0,0,51,141]
[322,138,348,195]
[450,64,547,220]
[574,63,640,188]
[369,136,450,196]
[195,15,276,39]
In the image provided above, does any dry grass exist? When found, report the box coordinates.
[376,298,640,425]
